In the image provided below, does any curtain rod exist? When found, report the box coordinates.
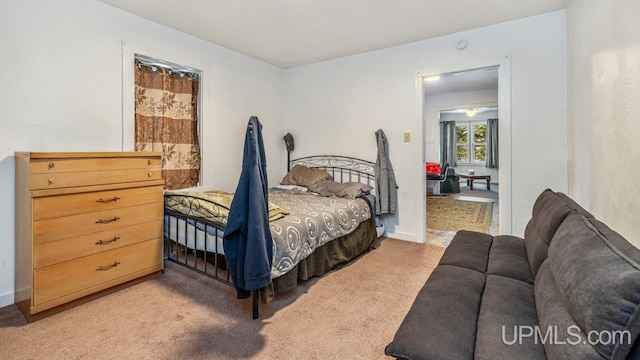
[135,54,200,76]
[439,118,497,123]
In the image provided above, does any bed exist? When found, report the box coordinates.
[163,155,382,318]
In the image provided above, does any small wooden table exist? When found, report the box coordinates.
[459,174,491,191]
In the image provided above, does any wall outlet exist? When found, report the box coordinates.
[404,132,411,142]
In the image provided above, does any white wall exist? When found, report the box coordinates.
[285,11,567,242]
[0,0,285,307]
[567,0,640,248]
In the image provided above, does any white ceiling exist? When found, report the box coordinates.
[424,67,499,96]
[99,0,567,68]
[441,107,497,115]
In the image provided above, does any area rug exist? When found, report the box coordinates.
[427,197,493,233]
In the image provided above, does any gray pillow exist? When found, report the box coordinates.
[307,180,373,199]
[280,165,332,187]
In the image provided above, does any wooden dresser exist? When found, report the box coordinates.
[14,152,164,321]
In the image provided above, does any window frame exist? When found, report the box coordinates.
[122,42,209,185]
[455,120,487,165]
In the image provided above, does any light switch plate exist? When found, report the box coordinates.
[404,132,410,142]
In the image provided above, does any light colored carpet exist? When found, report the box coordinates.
[0,238,444,360]
[426,197,493,233]
[427,184,499,246]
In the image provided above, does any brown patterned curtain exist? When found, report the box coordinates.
[134,59,201,189]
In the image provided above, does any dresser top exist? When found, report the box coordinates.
[15,152,163,159]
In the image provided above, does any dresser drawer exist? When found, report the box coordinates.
[33,238,163,306]
[34,185,163,220]
[30,156,161,174]
[34,220,163,269]
[30,168,161,190]
[34,202,163,244]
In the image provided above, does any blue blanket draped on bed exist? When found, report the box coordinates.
[223,116,273,299]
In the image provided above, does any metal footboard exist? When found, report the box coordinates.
[163,209,231,285]
[163,207,262,319]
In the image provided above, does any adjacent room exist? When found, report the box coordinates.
[424,67,501,246]
[1,1,639,359]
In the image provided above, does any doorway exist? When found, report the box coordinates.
[416,57,512,245]
[427,104,500,246]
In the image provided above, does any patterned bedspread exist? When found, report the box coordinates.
[268,190,372,278]
[164,189,289,226]
[163,188,372,280]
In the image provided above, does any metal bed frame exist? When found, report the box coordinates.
[288,155,376,185]
[164,155,376,319]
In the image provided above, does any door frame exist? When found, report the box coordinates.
[415,55,512,243]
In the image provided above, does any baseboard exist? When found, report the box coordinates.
[384,230,420,243]
[0,290,14,308]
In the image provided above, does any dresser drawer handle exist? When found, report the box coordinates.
[48,177,55,185]
[48,162,55,169]
[95,261,121,272]
[96,196,121,203]
[95,216,120,224]
[95,236,120,246]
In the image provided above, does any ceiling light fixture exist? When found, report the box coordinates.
[423,75,441,82]
[466,108,476,117]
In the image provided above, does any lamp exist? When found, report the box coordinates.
[466,108,476,117]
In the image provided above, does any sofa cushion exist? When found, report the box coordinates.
[628,340,640,360]
[556,192,594,218]
[589,217,640,265]
[524,189,576,277]
[438,230,493,273]
[487,235,534,284]
[546,213,640,359]
[385,265,486,360]
[535,261,604,359]
[475,275,545,360]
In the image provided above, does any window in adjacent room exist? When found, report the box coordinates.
[456,121,486,164]
[134,54,201,190]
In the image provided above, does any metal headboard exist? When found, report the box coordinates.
[289,155,376,187]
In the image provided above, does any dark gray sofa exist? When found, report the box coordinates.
[385,189,640,360]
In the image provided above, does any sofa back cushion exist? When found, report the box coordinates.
[543,213,640,359]
[524,189,576,276]
[555,192,594,219]
[535,261,604,359]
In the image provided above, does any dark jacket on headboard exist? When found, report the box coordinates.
[223,116,273,298]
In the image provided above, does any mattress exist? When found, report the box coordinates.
[164,215,225,255]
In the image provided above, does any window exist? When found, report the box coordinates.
[456,122,486,164]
